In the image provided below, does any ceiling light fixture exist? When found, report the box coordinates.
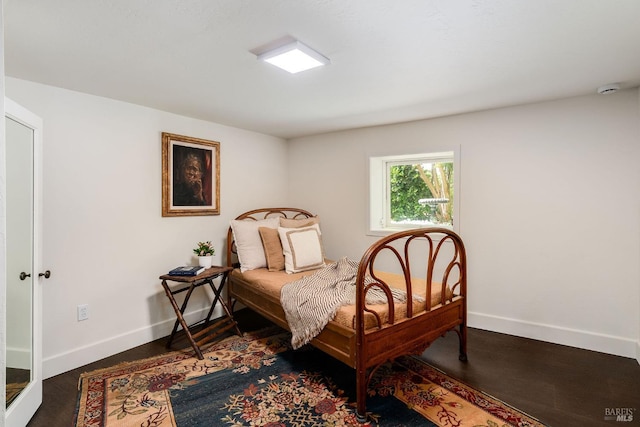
[257,40,329,74]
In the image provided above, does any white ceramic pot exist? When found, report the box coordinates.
[198,255,213,269]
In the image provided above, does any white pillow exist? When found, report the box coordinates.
[230,217,280,272]
[278,224,325,273]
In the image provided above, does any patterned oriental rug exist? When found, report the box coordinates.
[74,328,547,427]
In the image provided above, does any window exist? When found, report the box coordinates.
[369,150,458,235]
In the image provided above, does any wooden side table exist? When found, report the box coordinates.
[160,266,241,359]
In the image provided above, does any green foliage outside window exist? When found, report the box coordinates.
[389,162,453,226]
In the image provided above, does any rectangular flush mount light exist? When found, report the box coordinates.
[257,40,329,74]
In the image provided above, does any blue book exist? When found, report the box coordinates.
[168,266,205,276]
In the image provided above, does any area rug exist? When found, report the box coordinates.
[74,328,547,426]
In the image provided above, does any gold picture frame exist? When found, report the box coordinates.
[162,132,220,217]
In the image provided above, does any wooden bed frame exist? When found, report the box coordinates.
[226,207,467,422]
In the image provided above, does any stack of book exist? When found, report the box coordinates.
[168,266,205,276]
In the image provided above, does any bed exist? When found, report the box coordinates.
[226,207,467,422]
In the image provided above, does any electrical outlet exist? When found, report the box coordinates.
[77,304,89,321]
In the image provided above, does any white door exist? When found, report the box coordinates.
[5,98,44,427]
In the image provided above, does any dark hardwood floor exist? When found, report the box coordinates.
[27,309,640,427]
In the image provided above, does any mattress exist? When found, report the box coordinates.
[231,266,453,330]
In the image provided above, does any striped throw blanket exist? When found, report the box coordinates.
[280,257,410,349]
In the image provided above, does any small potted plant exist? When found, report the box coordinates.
[193,241,215,268]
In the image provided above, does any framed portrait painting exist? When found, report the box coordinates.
[162,132,220,217]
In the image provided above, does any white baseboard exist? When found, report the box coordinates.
[468,311,637,359]
[42,308,638,378]
[43,307,221,379]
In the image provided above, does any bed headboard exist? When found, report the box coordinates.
[226,207,315,268]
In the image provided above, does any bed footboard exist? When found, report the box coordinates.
[354,227,467,421]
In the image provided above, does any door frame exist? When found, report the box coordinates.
[4,97,43,426]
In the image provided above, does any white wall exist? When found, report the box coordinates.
[638,88,640,364]
[5,77,289,378]
[288,90,640,359]
[1,3,7,421]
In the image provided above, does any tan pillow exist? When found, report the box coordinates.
[279,216,320,229]
[258,227,285,271]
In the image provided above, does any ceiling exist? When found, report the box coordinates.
[4,0,640,139]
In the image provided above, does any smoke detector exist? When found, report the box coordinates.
[597,83,620,95]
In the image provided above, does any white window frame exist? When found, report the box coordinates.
[368,148,460,236]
